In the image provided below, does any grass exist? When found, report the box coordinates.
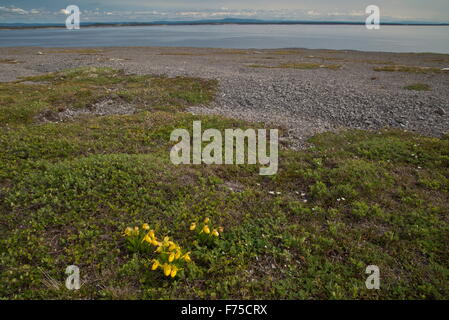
[306,56,347,62]
[305,57,397,65]
[212,49,249,55]
[44,49,104,55]
[404,83,432,91]
[0,58,21,64]
[428,58,449,63]
[249,63,341,70]
[0,67,448,300]
[0,67,216,125]
[374,65,449,74]
[158,49,249,56]
[158,52,206,56]
[268,50,303,55]
[357,60,395,65]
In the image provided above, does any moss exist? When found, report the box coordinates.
[0,58,21,64]
[45,49,104,55]
[0,67,216,125]
[268,50,303,55]
[404,83,431,91]
[374,65,448,74]
[249,62,341,70]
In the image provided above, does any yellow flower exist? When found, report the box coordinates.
[148,230,155,239]
[142,234,152,243]
[183,252,191,263]
[151,239,159,246]
[175,250,181,260]
[190,223,196,231]
[212,229,219,237]
[170,266,178,278]
[142,223,150,230]
[155,246,163,253]
[133,226,139,235]
[202,225,210,234]
[168,252,175,262]
[204,217,210,224]
[168,242,177,251]
[163,264,172,277]
[162,236,170,247]
[151,260,160,270]
[124,227,133,236]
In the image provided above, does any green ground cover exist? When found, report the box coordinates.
[0,67,447,299]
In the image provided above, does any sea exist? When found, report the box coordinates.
[1,24,449,53]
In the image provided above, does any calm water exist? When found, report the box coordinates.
[1,24,449,53]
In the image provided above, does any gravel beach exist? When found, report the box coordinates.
[1,46,448,148]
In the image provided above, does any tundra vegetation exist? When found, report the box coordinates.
[0,58,21,64]
[0,67,447,299]
[249,62,341,70]
[374,65,449,74]
[404,83,432,91]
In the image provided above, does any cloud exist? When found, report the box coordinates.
[327,10,364,17]
[307,10,321,16]
[0,6,28,15]
[0,1,448,23]
[174,10,257,18]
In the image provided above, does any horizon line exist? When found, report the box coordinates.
[1,18,449,30]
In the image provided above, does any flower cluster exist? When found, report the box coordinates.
[123,224,151,253]
[123,223,192,278]
[146,233,191,278]
[190,217,223,245]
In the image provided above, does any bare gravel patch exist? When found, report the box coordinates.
[37,98,136,123]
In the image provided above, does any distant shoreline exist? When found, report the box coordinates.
[2,20,449,30]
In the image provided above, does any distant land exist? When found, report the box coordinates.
[1,18,449,29]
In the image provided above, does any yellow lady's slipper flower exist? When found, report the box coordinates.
[142,234,152,243]
[212,229,219,237]
[148,230,155,239]
[124,227,133,236]
[163,264,171,277]
[170,266,178,278]
[151,260,160,270]
[169,252,175,262]
[142,223,150,230]
[168,242,177,251]
[162,236,171,247]
[183,252,191,263]
[204,217,210,224]
[190,223,196,231]
[202,225,210,234]
[175,250,181,260]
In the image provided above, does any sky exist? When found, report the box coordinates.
[1,1,449,24]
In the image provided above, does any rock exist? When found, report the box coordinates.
[435,107,446,116]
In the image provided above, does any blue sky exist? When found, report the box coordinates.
[1,1,449,23]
